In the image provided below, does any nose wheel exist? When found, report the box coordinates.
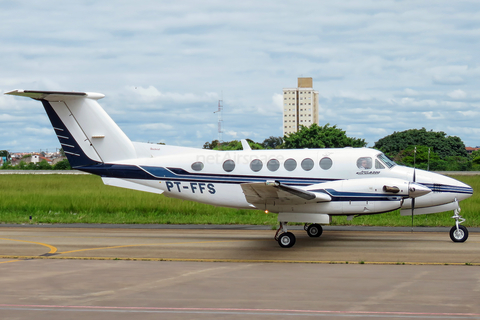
[450,205,468,242]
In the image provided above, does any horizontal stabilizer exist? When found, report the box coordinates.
[102,178,164,194]
[5,90,104,100]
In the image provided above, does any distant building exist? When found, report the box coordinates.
[283,77,319,136]
[466,147,480,154]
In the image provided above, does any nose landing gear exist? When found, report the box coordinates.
[450,205,468,242]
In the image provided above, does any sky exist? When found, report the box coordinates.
[1,0,480,153]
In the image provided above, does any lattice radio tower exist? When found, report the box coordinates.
[214,99,223,149]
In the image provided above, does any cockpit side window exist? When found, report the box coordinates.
[377,153,397,169]
[357,157,372,169]
[375,159,385,169]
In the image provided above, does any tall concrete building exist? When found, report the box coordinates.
[283,77,319,136]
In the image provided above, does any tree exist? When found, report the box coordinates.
[53,159,71,170]
[203,139,263,150]
[203,140,220,149]
[18,161,27,170]
[374,128,467,159]
[394,145,440,170]
[37,160,52,170]
[470,149,480,165]
[283,123,367,149]
[261,136,284,149]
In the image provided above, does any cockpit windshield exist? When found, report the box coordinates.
[377,153,397,169]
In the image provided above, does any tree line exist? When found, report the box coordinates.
[0,156,71,170]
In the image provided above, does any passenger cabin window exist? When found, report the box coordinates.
[319,157,333,170]
[267,159,280,171]
[191,162,204,171]
[357,157,372,170]
[223,160,235,172]
[250,159,263,172]
[301,158,314,171]
[284,158,297,171]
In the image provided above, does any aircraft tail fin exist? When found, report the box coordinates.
[5,90,136,168]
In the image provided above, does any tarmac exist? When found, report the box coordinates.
[1,225,480,319]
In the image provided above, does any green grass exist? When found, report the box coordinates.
[0,174,478,226]
[0,175,276,225]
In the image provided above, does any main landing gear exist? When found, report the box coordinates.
[305,223,323,238]
[450,206,468,242]
[275,222,296,248]
[275,222,324,248]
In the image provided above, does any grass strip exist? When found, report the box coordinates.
[0,174,478,227]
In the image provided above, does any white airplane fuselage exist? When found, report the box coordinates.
[111,144,471,214]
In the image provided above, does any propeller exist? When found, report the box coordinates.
[411,146,417,231]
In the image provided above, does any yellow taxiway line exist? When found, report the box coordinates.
[0,254,479,266]
[0,237,57,254]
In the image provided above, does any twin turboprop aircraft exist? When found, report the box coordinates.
[6,90,474,248]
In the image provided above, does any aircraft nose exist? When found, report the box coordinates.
[408,182,432,198]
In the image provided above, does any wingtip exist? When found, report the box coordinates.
[4,89,23,95]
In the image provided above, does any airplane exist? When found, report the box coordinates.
[5,89,474,248]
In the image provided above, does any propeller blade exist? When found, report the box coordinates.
[412,146,417,232]
[411,198,415,231]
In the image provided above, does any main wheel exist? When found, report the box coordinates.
[306,224,323,238]
[450,225,468,242]
[277,232,296,248]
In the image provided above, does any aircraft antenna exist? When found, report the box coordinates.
[214,98,223,150]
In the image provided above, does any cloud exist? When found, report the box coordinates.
[126,85,219,104]
[422,111,445,120]
[430,65,468,85]
[448,89,467,100]
[138,123,174,131]
[24,127,54,136]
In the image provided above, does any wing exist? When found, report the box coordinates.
[241,181,331,207]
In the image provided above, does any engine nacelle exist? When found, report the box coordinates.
[304,177,430,215]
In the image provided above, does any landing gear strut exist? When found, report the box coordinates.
[450,205,468,242]
[275,221,296,248]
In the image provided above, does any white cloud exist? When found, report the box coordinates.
[138,123,174,130]
[336,91,373,101]
[126,85,219,104]
[422,111,445,120]
[404,88,420,96]
[272,93,283,110]
[458,110,479,118]
[224,130,238,139]
[447,89,467,100]
[24,127,54,136]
